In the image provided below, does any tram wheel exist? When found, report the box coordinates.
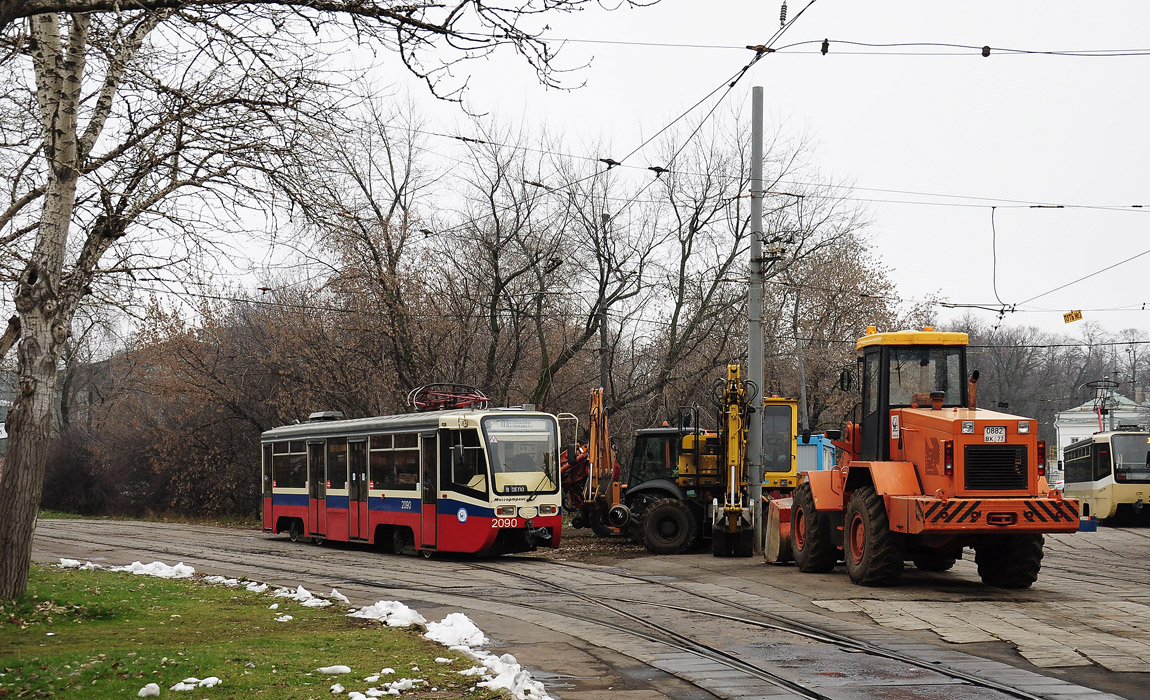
[391,528,408,556]
[312,535,325,547]
[420,548,434,559]
[288,519,304,543]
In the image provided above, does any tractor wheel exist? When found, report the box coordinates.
[975,535,1044,589]
[792,482,836,573]
[288,519,304,543]
[844,486,903,586]
[641,498,697,554]
[912,551,957,572]
[587,507,614,538]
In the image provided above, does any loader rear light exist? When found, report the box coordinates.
[944,440,954,476]
[1037,440,1046,477]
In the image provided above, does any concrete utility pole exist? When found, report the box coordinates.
[599,213,611,391]
[748,86,765,553]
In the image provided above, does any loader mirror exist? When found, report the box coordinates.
[801,429,811,444]
[824,429,842,440]
[839,368,853,392]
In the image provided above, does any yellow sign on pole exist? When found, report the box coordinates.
[1063,310,1083,323]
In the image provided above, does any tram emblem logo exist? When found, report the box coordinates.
[457,507,468,523]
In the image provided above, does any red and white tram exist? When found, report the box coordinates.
[260,388,562,556]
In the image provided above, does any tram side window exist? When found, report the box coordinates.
[397,448,419,486]
[368,433,420,490]
[272,441,307,489]
[370,449,396,489]
[1064,445,1091,483]
[1093,444,1112,481]
[327,439,347,490]
[448,429,488,495]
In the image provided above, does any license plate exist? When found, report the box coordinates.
[984,426,1006,443]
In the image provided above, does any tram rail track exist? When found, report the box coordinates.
[30,521,1126,700]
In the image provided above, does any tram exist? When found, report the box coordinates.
[1062,428,1150,524]
[260,385,562,556]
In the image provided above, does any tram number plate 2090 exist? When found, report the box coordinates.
[492,518,519,529]
[984,426,1006,443]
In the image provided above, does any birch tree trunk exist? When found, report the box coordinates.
[0,12,86,598]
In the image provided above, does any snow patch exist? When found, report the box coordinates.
[110,561,195,579]
[425,612,487,647]
[348,601,427,628]
[137,683,160,697]
[318,665,352,675]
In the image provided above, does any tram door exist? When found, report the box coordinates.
[307,442,327,537]
[420,434,438,549]
[261,444,273,531]
[348,440,369,540]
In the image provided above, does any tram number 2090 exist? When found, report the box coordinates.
[492,518,520,529]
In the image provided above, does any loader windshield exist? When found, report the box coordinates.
[888,347,963,407]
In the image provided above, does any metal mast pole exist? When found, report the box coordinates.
[748,86,765,553]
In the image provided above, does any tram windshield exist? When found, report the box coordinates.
[483,416,559,495]
[1111,434,1150,483]
[888,347,963,407]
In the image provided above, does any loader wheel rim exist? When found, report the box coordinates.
[794,508,807,549]
[848,512,866,564]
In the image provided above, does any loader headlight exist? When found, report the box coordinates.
[1018,421,1031,434]
[961,421,975,434]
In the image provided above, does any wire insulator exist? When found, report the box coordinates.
[982,45,991,57]
[821,38,829,55]
[779,1,787,26]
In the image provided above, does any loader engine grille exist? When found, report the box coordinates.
[964,444,1028,490]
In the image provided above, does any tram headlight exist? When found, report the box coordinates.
[496,505,516,517]
[537,505,558,516]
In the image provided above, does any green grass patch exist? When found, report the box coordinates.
[35,510,87,520]
[0,566,503,699]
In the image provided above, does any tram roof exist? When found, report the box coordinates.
[261,407,552,441]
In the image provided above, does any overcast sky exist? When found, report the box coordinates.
[397,0,1150,338]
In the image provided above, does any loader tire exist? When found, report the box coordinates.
[844,486,903,586]
[975,534,1044,589]
[913,551,957,572]
[641,498,697,554]
[792,482,836,573]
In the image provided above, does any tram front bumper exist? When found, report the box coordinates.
[889,495,1081,535]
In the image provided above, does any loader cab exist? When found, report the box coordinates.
[857,328,969,461]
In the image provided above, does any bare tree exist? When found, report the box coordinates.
[0,0,662,597]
